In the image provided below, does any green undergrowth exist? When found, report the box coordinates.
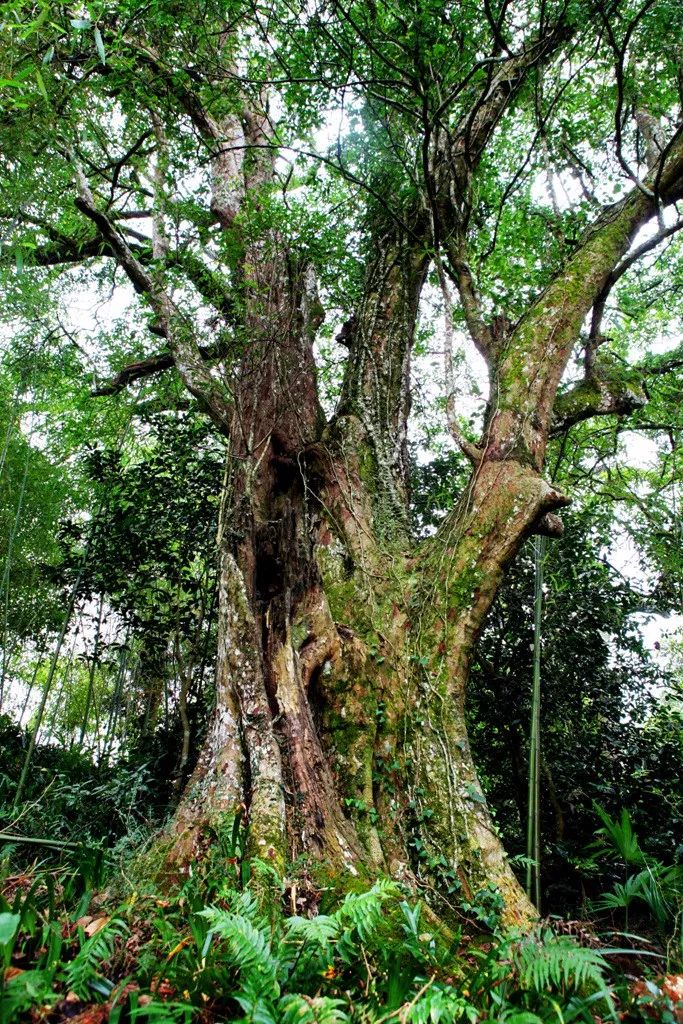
[1,841,680,1024]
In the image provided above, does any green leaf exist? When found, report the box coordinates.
[0,912,21,946]
[34,69,48,103]
[505,1015,545,1024]
[94,28,106,65]
[70,18,91,30]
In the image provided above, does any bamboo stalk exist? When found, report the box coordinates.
[78,598,105,749]
[14,530,95,807]
[0,412,33,708]
[526,534,546,909]
[0,831,81,850]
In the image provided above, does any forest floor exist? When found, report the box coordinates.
[1,845,682,1024]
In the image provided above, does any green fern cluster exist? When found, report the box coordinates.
[3,854,663,1024]
[513,929,609,994]
[591,804,683,931]
[199,879,400,1023]
[65,917,128,999]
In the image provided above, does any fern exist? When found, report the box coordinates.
[234,992,278,1024]
[284,914,339,949]
[65,917,128,998]
[334,879,398,941]
[278,994,350,1023]
[200,906,279,1000]
[329,878,399,965]
[513,928,609,994]
[224,886,262,921]
[127,995,195,1022]
[407,983,478,1024]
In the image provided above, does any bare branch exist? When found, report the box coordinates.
[590,218,683,341]
[610,217,683,283]
[444,240,492,361]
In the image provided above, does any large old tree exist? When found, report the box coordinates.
[2,0,683,921]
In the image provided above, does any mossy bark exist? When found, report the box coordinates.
[169,427,553,923]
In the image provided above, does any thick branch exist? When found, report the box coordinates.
[4,220,234,321]
[443,18,573,191]
[432,20,575,363]
[551,359,647,435]
[590,217,683,339]
[92,338,232,396]
[495,128,683,456]
[127,36,250,227]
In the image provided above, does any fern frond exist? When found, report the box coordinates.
[200,907,279,999]
[230,887,262,920]
[284,914,339,949]
[514,928,609,994]
[279,994,350,1023]
[234,992,279,1024]
[65,917,128,999]
[332,879,398,944]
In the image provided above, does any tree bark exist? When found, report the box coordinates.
[162,124,683,924]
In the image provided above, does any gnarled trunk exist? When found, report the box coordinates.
[166,222,545,923]
[169,424,555,922]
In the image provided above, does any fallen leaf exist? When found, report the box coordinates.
[84,916,109,937]
[662,976,683,1003]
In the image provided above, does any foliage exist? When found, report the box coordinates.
[3,851,656,1024]
[0,714,167,856]
[513,928,610,996]
[65,915,129,999]
[0,371,70,655]
[1,0,683,1016]
[463,509,683,912]
[590,805,683,932]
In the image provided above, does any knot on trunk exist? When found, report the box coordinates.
[533,512,565,537]
[530,481,571,538]
[336,315,357,350]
